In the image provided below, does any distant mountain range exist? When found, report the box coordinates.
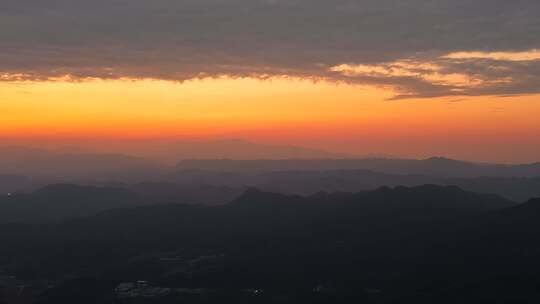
[176,157,540,178]
[2,143,539,182]
[9,139,351,164]
[116,139,353,164]
[2,149,540,202]
[3,174,538,225]
[1,143,540,203]
[0,146,165,181]
[0,140,350,181]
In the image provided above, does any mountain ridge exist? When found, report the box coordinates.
[176,158,540,177]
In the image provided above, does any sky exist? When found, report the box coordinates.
[1,0,539,163]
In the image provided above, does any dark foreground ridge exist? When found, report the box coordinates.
[1,185,537,303]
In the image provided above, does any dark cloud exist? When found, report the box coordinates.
[1,0,539,98]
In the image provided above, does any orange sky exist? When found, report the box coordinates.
[1,78,539,163]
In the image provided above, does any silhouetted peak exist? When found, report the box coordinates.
[230,184,514,215]
[354,184,515,214]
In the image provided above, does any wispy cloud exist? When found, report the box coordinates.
[1,0,539,98]
[443,50,540,61]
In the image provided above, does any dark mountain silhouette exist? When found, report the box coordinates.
[445,176,540,202]
[258,171,540,202]
[260,172,540,202]
[508,197,540,214]
[232,185,514,217]
[168,169,540,201]
[3,168,537,204]
[0,185,513,274]
[2,186,540,303]
[176,157,540,178]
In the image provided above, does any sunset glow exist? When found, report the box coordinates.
[1,0,539,164]
[1,77,539,163]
